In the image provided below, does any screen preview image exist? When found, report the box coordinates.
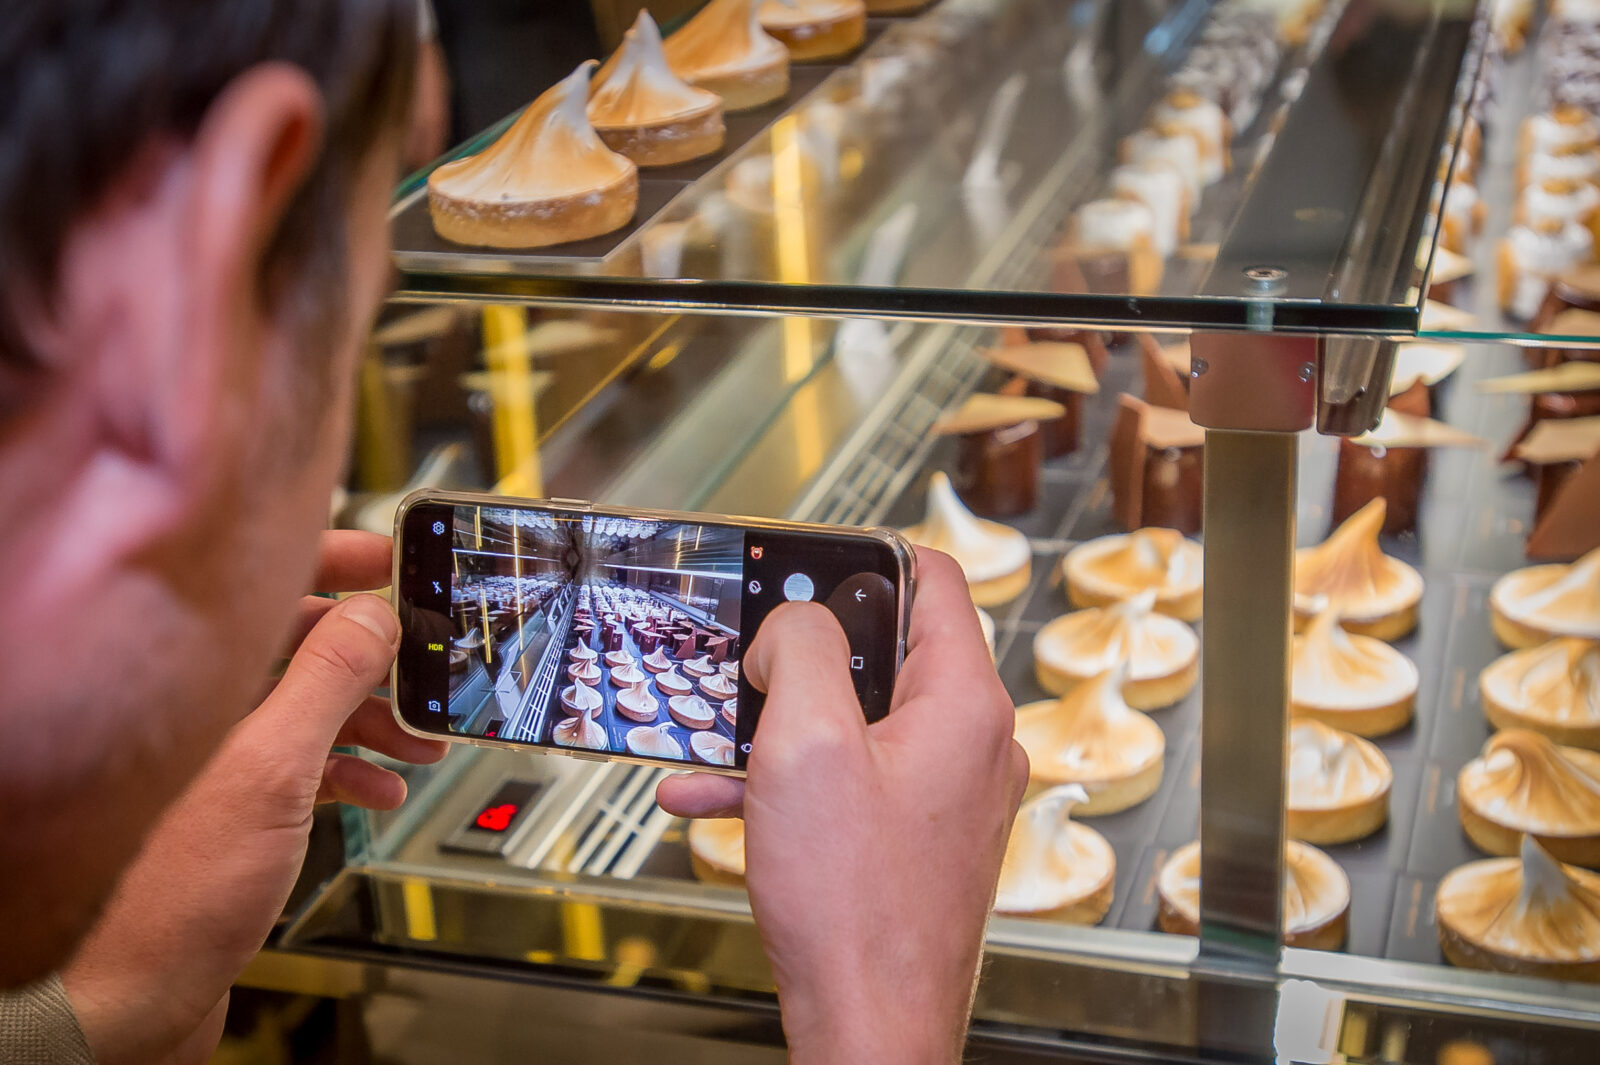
[445,507,744,768]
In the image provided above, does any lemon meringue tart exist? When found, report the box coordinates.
[1458,730,1600,867]
[688,817,747,885]
[625,722,683,761]
[901,472,1031,607]
[1294,499,1423,641]
[428,62,638,248]
[663,0,790,112]
[1287,719,1393,844]
[560,680,604,716]
[700,672,739,700]
[668,694,718,730]
[552,707,609,751]
[568,660,603,685]
[1490,546,1600,650]
[1014,665,1165,815]
[993,785,1116,924]
[1480,637,1600,749]
[1033,590,1199,709]
[589,11,725,167]
[1291,605,1420,737]
[758,0,866,61]
[1062,528,1203,622]
[1158,840,1351,950]
[616,680,660,722]
[1436,836,1600,983]
[690,731,736,767]
[656,667,694,697]
[610,662,648,688]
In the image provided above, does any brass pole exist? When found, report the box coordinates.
[1198,428,1296,961]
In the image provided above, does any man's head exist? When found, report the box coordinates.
[0,1,416,986]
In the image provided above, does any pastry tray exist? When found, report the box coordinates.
[390,22,895,272]
[867,334,1538,962]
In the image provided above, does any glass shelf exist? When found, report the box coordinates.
[391,0,1485,338]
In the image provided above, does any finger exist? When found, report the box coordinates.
[657,773,746,819]
[744,602,866,744]
[316,753,408,809]
[334,694,450,765]
[891,548,1003,712]
[1008,741,1030,817]
[279,595,341,658]
[259,593,400,762]
[312,531,393,593]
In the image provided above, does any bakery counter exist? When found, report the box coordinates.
[278,315,1600,1060]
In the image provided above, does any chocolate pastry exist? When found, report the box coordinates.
[1138,334,1189,411]
[980,342,1100,458]
[1332,410,1483,535]
[1513,416,1600,554]
[1021,324,1110,379]
[1108,395,1205,534]
[935,394,1065,518]
[1390,342,1464,404]
[1531,451,1600,561]
[1532,263,1600,336]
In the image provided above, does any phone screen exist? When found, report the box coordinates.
[394,500,907,771]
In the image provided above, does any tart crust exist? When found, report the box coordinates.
[429,169,638,249]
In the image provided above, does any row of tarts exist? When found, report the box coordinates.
[687,471,1600,980]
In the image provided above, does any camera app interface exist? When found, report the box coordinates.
[442,507,744,768]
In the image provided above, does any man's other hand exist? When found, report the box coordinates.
[62,531,447,1065]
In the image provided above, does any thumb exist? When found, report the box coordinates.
[256,593,399,761]
[745,602,865,748]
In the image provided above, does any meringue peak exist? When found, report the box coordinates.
[1292,605,1418,714]
[1287,719,1393,810]
[1015,667,1163,782]
[994,784,1113,917]
[1516,547,1600,621]
[591,11,721,126]
[430,61,634,203]
[663,0,787,81]
[902,472,1030,584]
[1464,730,1600,833]
[1295,501,1422,627]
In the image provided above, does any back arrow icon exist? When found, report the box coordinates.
[854,589,866,603]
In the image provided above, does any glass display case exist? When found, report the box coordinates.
[254,1,1600,1061]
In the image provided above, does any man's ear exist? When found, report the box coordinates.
[169,62,326,494]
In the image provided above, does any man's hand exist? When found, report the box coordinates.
[658,549,1028,1065]
[62,532,447,1065]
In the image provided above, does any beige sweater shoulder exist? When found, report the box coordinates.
[0,976,94,1065]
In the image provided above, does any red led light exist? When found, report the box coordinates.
[475,803,518,832]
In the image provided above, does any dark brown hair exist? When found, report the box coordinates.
[0,0,417,397]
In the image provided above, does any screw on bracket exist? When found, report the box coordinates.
[1298,361,1316,382]
[1191,356,1210,378]
[1243,265,1289,294]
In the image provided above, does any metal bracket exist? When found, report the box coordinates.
[1189,331,1317,433]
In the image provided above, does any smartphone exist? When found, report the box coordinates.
[392,491,916,776]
